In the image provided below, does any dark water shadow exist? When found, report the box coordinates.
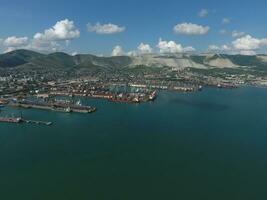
[170,98,230,111]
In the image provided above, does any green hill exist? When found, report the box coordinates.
[0,49,44,68]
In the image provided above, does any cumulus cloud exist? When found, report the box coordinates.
[127,51,137,56]
[87,22,125,34]
[221,45,232,51]
[2,19,80,53]
[113,40,194,57]
[157,39,183,53]
[126,43,153,56]
[183,46,196,52]
[33,19,80,42]
[111,45,124,56]
[208,35,267,55]
[208,45,221,51]
[157,38,195,53]
[198,9,208,17]
[208,44,231,52]
[137,43,153,54]
[232,30,246,38]
[173,23,209,35]
[222,18,231,24]
[232,35,267,50]
[3,36,28,47]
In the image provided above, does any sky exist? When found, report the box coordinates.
[0,0,267,56]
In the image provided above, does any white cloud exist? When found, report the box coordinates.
[3,36,28,47]
[127,51,137,56]
[111,45,124,56]
[87,22,125,34]
[173,23,209,35]
[208,35,267,55]
[30,19,79,52]
[232,30,246,38]
[221,45,231,51]
[222,18,230,24]
[232,35,267,50]
[261,39,267,45]
[126,43,153,56]
[183,46,196,52]
[157,38,195,53]
[208,44,232,52]
[208,45,221,51]
[198,9,208,17]
[33,19,80,42]
[219,29,227,35]
[157,39,183,53]
[137,43,153,54]
[2,19,80,53]
[117,40,195,56]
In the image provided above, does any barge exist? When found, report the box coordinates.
[0,117,22,124]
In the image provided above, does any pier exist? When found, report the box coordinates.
[0,117,53,126]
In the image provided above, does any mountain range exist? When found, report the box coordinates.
[0,49,267,72]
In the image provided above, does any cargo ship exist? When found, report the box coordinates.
[109,96,140,104]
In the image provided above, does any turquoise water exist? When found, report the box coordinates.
[0,87,267,200]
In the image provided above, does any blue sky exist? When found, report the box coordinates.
[0,0,267,55]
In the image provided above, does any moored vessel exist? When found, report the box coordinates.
[0,117,22,123]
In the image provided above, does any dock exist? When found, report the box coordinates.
[9,100,96,114]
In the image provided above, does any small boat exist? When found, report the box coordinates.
[149,90,157,101]
[65,107,71,113]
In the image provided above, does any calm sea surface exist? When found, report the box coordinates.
[0,87,267,200]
